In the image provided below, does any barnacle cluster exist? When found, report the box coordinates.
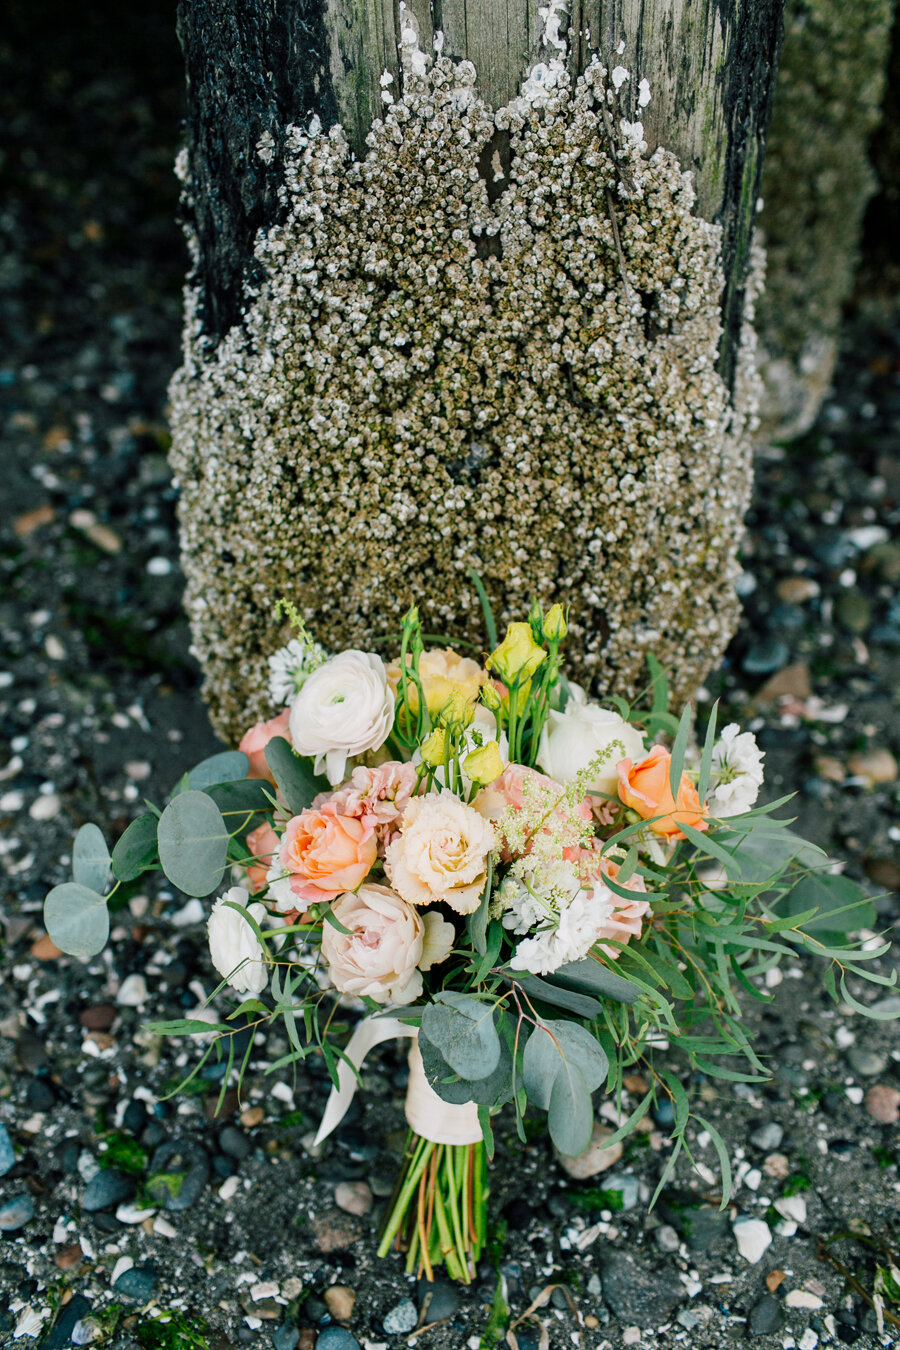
[170,56,760,742]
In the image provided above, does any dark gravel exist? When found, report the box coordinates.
[1,4,898,1349]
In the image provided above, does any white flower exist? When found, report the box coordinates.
[207,886,269,994]
[268,637,326,706]
[707,724,765,817]
[322,884,440,1005]
[265,857,298,913]
[499,860,583,935]
[538,703,645,796]
[288,650,394,785]
[509,877,618,976]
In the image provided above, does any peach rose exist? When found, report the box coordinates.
[315,761,418,851]
[617,745,708,840]
[279,804,377,904]
[321,884,454,1005]
[239,709,292,782]
[245,822,280,893]
[385,789,495,915]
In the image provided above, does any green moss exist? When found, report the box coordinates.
[138,1312,209,1350]
[99,1131,148,1176]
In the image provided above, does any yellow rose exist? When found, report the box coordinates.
[487,623,547,686]
[389,647,486,717]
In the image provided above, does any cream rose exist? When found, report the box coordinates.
[207,886,269,994]
[386,789,495,915]
[289,650,394,785]
[322,884,452,1005]
[538,703,645,796]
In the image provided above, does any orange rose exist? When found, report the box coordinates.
[279,805,377,904]
[617,745,708,840]
[239,709,292,782]
[245,823,280,893]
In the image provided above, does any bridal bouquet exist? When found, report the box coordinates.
[44,596,894,1282]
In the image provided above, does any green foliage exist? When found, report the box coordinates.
[111,812,160,881]
[99,1131,148,1176]
[44,882,109,959]
[420,992,501,1081]
[72,823,111,893]
[138,1312,209,1350]
[157,790,229,897]
[569,1186,625,1213]
[264,736,327,813]
[183,750,249,791]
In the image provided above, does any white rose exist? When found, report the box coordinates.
[288,650,395,785]
[386,789,495,915]
[537,704,645,795]
[322,884,440,1005]
[207,886,269,994]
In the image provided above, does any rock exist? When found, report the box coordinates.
[754,662,812,703]
[678,1204,730,1254]
[0,1193,34,1231]
[312,1208,363,1253]
[847,1048,887,1077]
[218,1125,251,1160]
[323,1286,356,1321]
[864,1084,900,1123]
[55,1243,84,1270]
[82,1169,135,1212]
[382,1299,418,1334]
[147,1139,209,1211]
[835,591,872,634]
[112,1265,158,1300]
[600,1172,639,1211]
[748,1294,784,1336]
[556,1122,623,1179]
[241,1106,264,1128]
[31,933,62,959]
[847,749,898,786]
[749,1122,784,1151]
[80,1004,117,1031]
[786,1290,824,1309]
[25,1076,57,1111]
[0,1123,16,1176]
[417,1276,459,1322]
[334,1180,373,1216]
[733,1217,772,1264]
[272,1326,299,1350]
[598,1248,683,1325]
[654,1225,680,1253]
[122,1100,148,1135]
[743,639,790,676]
[42,1296,92,1350]
[315,1329,360,1350]
[776,576,820,603]
[774,1195,807,1224]
[870,995,900,1018]
[117,974,148,1006]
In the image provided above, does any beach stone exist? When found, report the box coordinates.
[323,1286,356,1321]
[748,1294,784,1335]
[556,1122,623,1179]
[113,1265,158,1300]
[750,1121,784,1151]
[654,1225,681,1253]
[218,1125,251,1160]
[147,1139,209,1211]
[678,1205,730,1253]
[847,749,898,786]
[315,1329,360,1350]
[743,639,790,676]
[417,1276,460,1322]
[847,1048,887,1077]
[0,1122,16,1176]
[116,974,148,1006]
[382,1299,417,1335]
[598,1249,683,1324]
[272,1326,299,1350]
[312,1208,363,1253]
[82,1169,134,1212]
[600,1172,639,1211]
[0,1193,34,1231]
[334,1181,373,1216]
[42,1296,92,1350]
[733,1217,772,1264]
[864,1084,900,1123]
[80,1004,116,1031]
[25,1076,56,1111]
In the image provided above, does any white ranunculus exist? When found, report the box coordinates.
[537,703,645,795]
[288,649,395,785]
[207,886,269,994]
[707,724,765,817]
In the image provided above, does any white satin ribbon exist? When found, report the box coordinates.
[313,1015,481,1148]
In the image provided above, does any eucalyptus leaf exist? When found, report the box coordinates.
[511,974,604,1019]
[111,812,159,882]
[264,737,327,814]
[522,1019,608,1110]
[72,823,110,893]
[185,751,250,791]
[205,778,273,836]
[157,790,229,897]
[420,992,500,1081]
[44,882,110,959]
[417,1034,479,1105]
[548,1060,594,1157]
[552,958,642,1005]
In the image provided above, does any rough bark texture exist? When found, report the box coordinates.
[171,0,781,740]
[755,0,894,441]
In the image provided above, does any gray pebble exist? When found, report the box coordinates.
[382,1298,418,1334]
[272,1325,299,1350]
[598,1248,683,1323]
[112,1265,158,1300]
[42,1296,93,1350]
[654,1224,681,1252]
[417,1276,459,1322]
[0,1123,16,1176]
[82,1168,134,1212]
[0,1192,33,1231]
[748,1294,784,1335]
[148,1138,209,1211]
[218,1124,251,1160]
[315,1328,360,1350]
[848,1048,887,1077]
[750,1122,784,1151]
[743,639,790,675]
[602,1172,639,1211]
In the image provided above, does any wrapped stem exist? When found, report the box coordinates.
[378,1131,488,1283]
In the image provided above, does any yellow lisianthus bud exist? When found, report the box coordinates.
[480,682,503,712]
[419,727,448,767]
[487,622,547,685]
[543,604,567,641]
[463,740,505,786]
[437,688,475,730]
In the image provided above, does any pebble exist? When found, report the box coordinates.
[743,639,789,675]
[42,1296,92,1350]
[774,1195,807,1224]
[112,1265,158,1300]
[847,1048,887,1077]
[750,1121,784,1151]
[382,1299,418,1335]
[334,1180,373,1216]
[0,1192,34,1230]
[0,1122,16,1176]
[776,576,820,603]
[846,749,898,785]
[733,1216,772,1264]
[218,1124,251,1159]
[324,1285,356,1321]
[598,1248,683,1324]
[82,1169,134,1212]
[80,1004,117,1031]
[786,1290,824,1309]
[54,1243,83,1270]
[29,792,61,820]
[312,1207,363,1252]
[654,1224,680,1253]
[556,1121,623,1178]
[315,1329,360,1350]
[26,1076,57,1111]
[748,1294,784,1335]
[601,1171,639,1211]
[864,1084,900,1123]
[147,1138,209,1210]
[272,1326,299,1350]
[417,1276,460,1322]
[240,1106,264,1128]
[116,974,148,1006]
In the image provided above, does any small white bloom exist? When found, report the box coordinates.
[707,724,765,817]
[265,857,298,913]
[288,649,394,785]
[538,703,645,795]
[510,878,618,976]
[268,637,326,706]
[207,886,269,994]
